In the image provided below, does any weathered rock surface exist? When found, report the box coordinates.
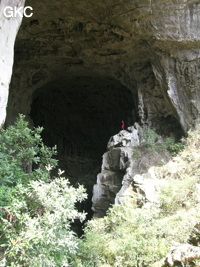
[164,243,200,266]
[2,0,200,215]
[107,123,142,149]
[92,124,170,217]
[5,0,200,134]
[0,0,25,126]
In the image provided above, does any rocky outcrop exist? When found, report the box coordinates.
[0,0,25,126]
[162,221,200,266]
[164,243,200,266]
[92,124,170,217]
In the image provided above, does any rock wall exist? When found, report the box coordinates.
[1,0,200,215]
[0,0,25,126]
[92,124,171,217]
[5,0,200,133]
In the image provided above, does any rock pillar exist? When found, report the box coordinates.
[0,0,25,126]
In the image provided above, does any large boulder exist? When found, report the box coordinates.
[92,124,171,217]
[164,243,200,267]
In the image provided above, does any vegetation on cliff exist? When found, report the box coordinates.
[76,126,200,267]
[1,116,200,266]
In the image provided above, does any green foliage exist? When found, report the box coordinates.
[156,124,200,182]
[142,128,160,148]
[76,203,200,267]
[140,128,183,155]
[132,128,183,162]
[132,149,141,159]
[1,115,200,266]
[0,115,87,267]
[1,177,87,267]
[0,114,57,187]
[76,125,200,267]
[159,176,198,215]
[0,114,58,211]
[164,137,184,155]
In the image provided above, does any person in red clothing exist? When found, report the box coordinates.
[121,120,125,130]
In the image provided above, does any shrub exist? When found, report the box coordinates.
[158,175,198,215]
[77,125,200,267]
[140,128,183,155]
[1,177,87,267]
[0,115,59,251]
[142,128,161,148]
[132,149,141,159]
[0,115,87,266]
[163,136,184,155]
[76,203,200,267]
[0,114,57,188]
[156,124,200,182]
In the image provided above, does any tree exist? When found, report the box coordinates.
[0,115,87,266]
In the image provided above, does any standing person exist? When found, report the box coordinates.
[121,120,125,130]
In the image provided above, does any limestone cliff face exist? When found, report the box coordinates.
[92,125,171,217]
[6,0,200,132]
[2,0,200,209]
[0,0,25,126]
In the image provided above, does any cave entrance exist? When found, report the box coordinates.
[30,75,136,219]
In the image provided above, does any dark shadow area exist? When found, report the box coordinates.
[30,75,136,223]
[157,115,185,141]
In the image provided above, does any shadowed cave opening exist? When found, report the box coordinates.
[30,75,136,221]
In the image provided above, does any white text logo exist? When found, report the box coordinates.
[4,6,33,18]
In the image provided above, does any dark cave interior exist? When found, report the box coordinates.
[30,76,135,176]
[30,75,136,220]
[4,0,185,223]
